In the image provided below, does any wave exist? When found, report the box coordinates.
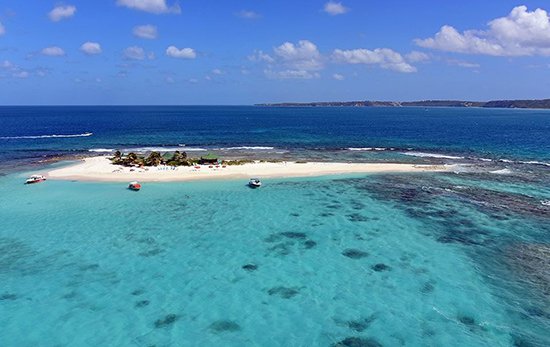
[402,151,465,160]
[0,132,93,140]
[122,146,208,153]
[88,148,115,153]
[490,168,513,175]
[219,146,275,150]
[497,159,550,167]
[347,147,392,151]
[348,147,374,151]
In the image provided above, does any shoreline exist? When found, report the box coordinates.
[45,156,450,183]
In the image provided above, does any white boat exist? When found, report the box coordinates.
[128,181,141,191]
[25,175,46,184]
[248,178,262,188]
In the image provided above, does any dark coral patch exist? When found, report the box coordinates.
[0,293,17,300]
[332,337,383,347]
[209,320,241,333]
[267,286,300,299]
[139,248,164,257]
[303,240,317,249]
[342,249,369,259]
[135,300,150,308]
[347,315,376,332]
[372,263,391,272]
[79,264,100,271]
[280,232,307,239]
[421,282,435,294]
[131,289,145,296]
[347,213,370,222]
[242,264,258,272]
[457,315,476,326]
[154,314,179,328]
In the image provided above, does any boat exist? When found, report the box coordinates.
[128,181,141,191]
[248,178,262,188]
[25,175,46,184]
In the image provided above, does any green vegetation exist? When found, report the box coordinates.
[110,151,265,167]
[110,150,196,167]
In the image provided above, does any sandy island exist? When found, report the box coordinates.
[45,156,450,182]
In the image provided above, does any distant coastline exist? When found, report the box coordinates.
[256,99,550,109]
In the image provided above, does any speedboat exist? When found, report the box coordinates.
[25,175,46,184]
[128,181,141,191]
[248,178,262,188]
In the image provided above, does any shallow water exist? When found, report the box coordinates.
[1,169,548,346]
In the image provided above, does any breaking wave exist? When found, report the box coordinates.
[402,151,465,160]
[0,132,93,140]
[218,146,275,150]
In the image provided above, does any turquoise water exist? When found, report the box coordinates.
[1,104,549,346]
[1,168,548,346]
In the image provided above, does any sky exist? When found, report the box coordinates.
[0,0,549,105]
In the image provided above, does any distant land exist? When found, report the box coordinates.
[256,99,550,109]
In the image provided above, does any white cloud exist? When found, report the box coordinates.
[248,50,275,63]
[416,6,550,56]
[80,42,102,55]
[116,0,180,14]
[0,21,5,36]
[406,51,430,63]
[237,10,261,19]
[323,2,349,16]
[41,46,66,57]
[48,5,76,22]
[273,40,323,70]
[0,60,32,79]
[133,25,158,39]
[13,70,29,79]
[332,48,417,73]
[166,45,196,59]
[264,69,320,80]
[212,69,223,75]
[123,46,146,60]
[447,59,480,68]
[333,73,345,80]
[1,60,13,68]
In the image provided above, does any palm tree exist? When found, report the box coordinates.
[145,151,162,166]
[125,152,138,166]
[112,150,122,164]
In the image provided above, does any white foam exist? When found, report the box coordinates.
[88,148,115,153]
[220,146,275,150]
[402,151,464,160]
[347,147,373,151]
[490,168,513,175]
[522,160,550,167]
[0,132,93,139]
[497,159,550,167]
[123,146,207,153]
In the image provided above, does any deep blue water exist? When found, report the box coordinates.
[0,106,549,346]
[1,106,549,169]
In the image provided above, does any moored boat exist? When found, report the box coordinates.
[248,178,262,188]
[25,175,46,184]
[128,181,141,191]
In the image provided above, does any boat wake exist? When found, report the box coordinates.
[0,132,93,140]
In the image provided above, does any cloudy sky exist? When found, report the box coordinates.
[0,0,549,104]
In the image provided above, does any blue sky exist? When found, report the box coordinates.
[0,0,549,105]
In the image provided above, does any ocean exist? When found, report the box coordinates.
[0,106,549,346]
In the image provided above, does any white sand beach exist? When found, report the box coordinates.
[46,156,449,182]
